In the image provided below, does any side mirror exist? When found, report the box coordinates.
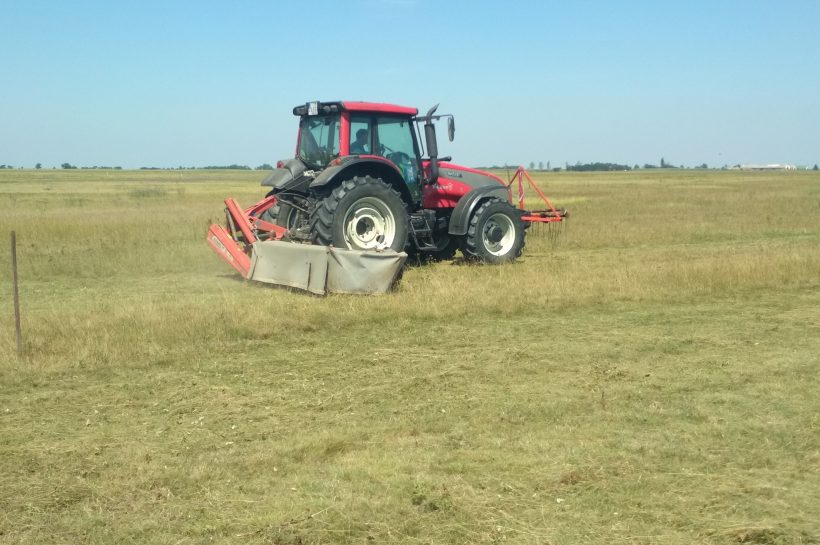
[448,117,455,142]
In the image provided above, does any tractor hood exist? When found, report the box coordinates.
[422,161,506,190]
[420,160,509,210]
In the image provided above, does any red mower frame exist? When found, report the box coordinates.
[508,166,568,223]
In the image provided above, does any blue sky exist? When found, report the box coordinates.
[1,0,818,169]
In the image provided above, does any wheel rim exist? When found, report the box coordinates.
[482,212,516,256]
[343,197,396,250]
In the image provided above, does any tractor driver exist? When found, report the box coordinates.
[350,128,369,154]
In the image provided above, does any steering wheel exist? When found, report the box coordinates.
[388,151,411,165]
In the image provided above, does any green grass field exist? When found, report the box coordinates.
[1,168,818,544]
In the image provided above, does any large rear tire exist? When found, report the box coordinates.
[461,199,525,263]
[310,176,409,252]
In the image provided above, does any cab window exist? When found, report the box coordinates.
[298,114,340,168]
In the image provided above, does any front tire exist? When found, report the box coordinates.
[310,176,409,252]
[461,199,525,263]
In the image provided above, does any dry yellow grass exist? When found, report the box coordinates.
[0,168,818,544]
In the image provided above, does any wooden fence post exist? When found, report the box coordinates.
[11,231,23,357]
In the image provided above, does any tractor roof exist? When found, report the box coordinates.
[293,101,418,117]
[342,102,418,116]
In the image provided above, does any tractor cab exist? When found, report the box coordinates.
[292,101,426,200]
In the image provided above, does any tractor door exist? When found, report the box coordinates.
[375,116,422,202]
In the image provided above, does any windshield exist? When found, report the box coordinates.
[298,114,340,169]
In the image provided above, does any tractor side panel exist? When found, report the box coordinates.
[422,177,473,208]
[421,162,508,209]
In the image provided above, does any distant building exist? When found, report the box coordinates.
[738,164,797,171]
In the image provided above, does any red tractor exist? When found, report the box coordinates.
[207,101,565,281]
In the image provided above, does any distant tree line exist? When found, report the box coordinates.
[37,163,275,171]
[640,157,683,169]
[139,164,274,171]
[2,163,275,170]
[200,164,253,170]
[482,157,763,172]
[5,161,819,172]
[58,163,123,169]
[566,162,632,172]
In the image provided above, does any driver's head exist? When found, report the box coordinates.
[355,129,368,144]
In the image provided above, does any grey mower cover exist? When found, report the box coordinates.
[247,241,407,295]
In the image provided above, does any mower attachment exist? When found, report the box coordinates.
[248,241,406,295]
[206,196,286,277]
[207,196,406,294]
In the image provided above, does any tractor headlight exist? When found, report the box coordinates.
[308,101,319,116]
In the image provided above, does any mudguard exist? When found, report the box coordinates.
[447,185,510,236]
[261,158,308,189]
[261,159,313,198]
[308,157,413,203]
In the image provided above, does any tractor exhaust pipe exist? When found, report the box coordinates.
[424,104,440,184]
